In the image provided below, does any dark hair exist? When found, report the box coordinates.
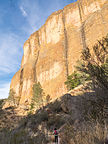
[54,128,57,130]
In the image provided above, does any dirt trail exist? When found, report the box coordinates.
[48,137,60,144]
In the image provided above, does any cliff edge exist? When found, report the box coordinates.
[3,0,108,108]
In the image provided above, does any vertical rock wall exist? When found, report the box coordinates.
[9,0,108,106]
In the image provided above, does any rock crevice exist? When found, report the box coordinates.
[62,9,69,79]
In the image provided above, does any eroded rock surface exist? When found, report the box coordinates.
[4,0,108,107]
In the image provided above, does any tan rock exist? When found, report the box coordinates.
[5,0,108,107]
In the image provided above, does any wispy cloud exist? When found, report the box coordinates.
[19,0,42,35]
[0,32,23,75]
[19,0,73,35]
[0,82,10,99]
[20,6,27,17]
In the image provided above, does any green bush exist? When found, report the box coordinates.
[65,71,90,90]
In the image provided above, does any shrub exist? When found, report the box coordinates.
[0,99,5,109]
[49,100,62,113]
[65,71,90,91]
[65,71,81,90]
[37,110,48,122]
[28,110,48,127]
[47,114,65,129]
[0,129,34,144]
[60,122,108,144]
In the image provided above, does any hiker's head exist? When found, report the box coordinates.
[54,128,57,130]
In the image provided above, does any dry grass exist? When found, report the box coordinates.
[60,121,108,144]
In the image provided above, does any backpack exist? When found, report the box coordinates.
[54,130,58,135]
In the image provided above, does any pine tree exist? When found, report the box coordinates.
[31,82,44,109]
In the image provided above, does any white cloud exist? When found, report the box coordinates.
[19,0,70,35]
[19,0,42,35]
[0,82,10,99]
[0,32,23,75]
[20,6,28,17]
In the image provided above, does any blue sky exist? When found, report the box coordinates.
[0,0,77,99]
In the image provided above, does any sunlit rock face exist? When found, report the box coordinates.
[6,0,108,106]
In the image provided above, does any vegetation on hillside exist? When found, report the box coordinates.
[65,34,108,91]
[31,82,44,110]
[0,99,6,109]
[7,88,20,105]
[0,90,108,144]
[77,34,108,90]
[30,82,51,111]
[8,88,16,102]
[65,71,90,90]
[62,34,108,143]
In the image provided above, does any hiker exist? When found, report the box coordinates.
[53,128,58,143]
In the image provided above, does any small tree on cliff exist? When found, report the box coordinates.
[65,71,90,91]
[31,82,44,109]
[8,88,16,104]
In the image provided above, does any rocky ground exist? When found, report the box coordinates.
[0,83,108,144]
[0,106,23,130]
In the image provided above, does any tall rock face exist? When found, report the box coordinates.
[8,0,108,106]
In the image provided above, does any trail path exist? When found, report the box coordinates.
[48,137,60,144]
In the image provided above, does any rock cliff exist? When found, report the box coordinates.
[5,0,108,107]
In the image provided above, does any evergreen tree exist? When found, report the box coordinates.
[31,82,44,109]
[65,71,90,91]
